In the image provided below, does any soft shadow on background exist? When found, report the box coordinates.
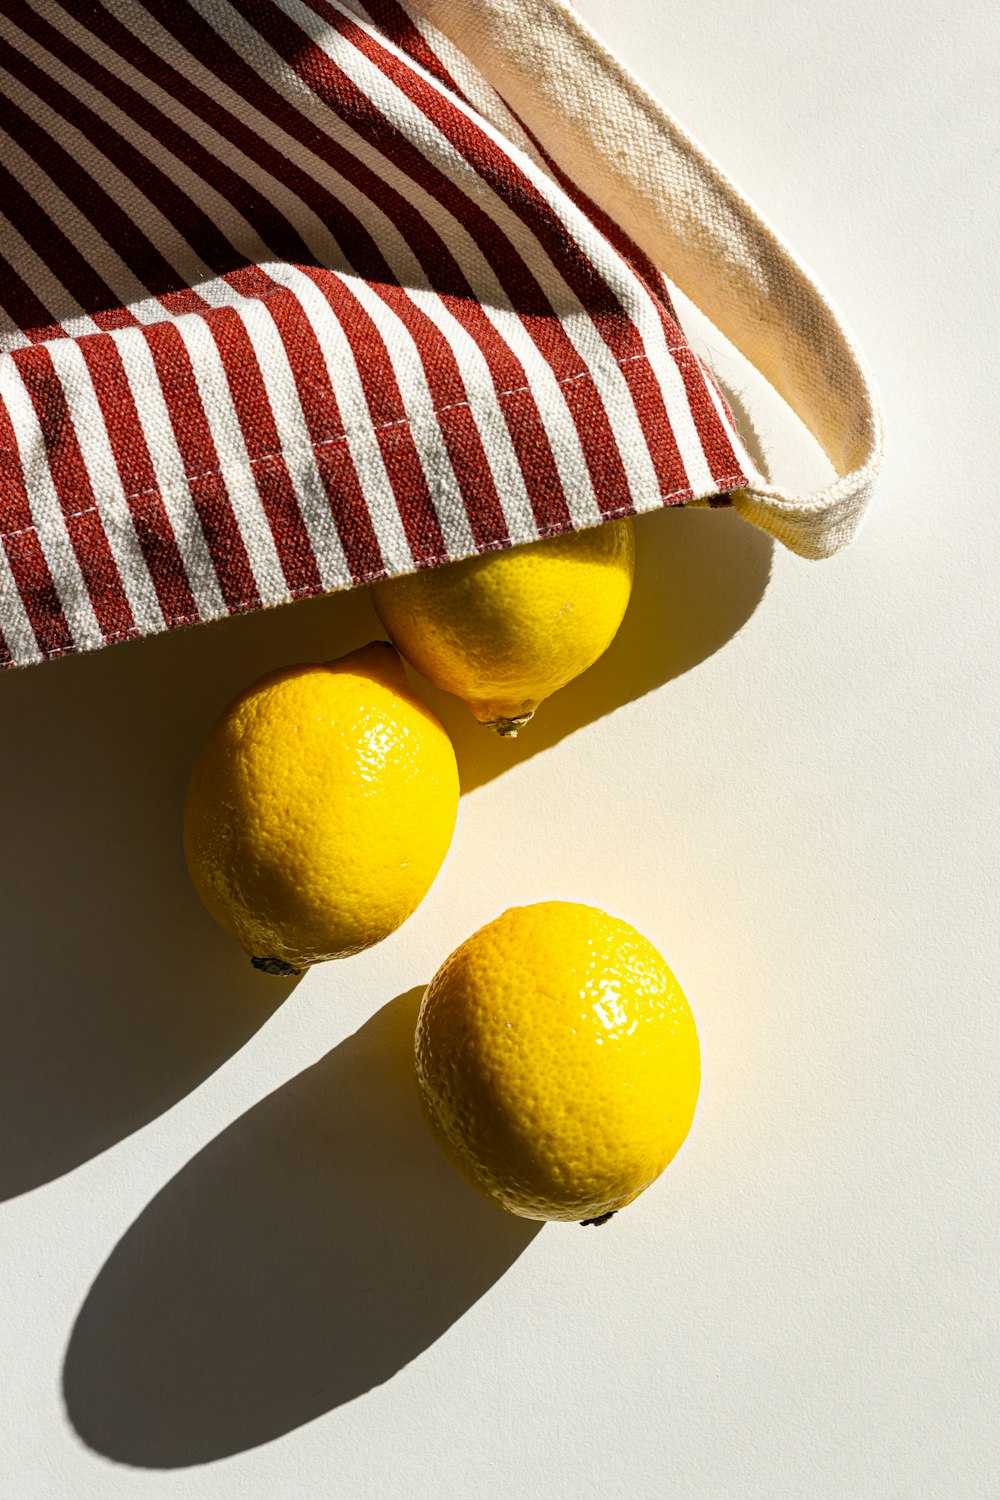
[63,988,541,1468]
[0,583,379,1201]
[0,504,769,1201]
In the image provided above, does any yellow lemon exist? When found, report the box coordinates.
[415,901,700,1222]
[370,519,635,735]
[183,642,459,974]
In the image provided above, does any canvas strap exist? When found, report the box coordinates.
[409,0,886,558]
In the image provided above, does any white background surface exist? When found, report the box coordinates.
[1,1,998,1496]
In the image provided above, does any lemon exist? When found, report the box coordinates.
[370,520,635,734]
[183,642,459,973]
[415,901,700,1222]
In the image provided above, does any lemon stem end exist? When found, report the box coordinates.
[579,1211,617,1227]
[485,712,534,738]
[251,955,302,977]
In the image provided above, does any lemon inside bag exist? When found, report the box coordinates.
[0,0,755,671]
[0,0,879,672]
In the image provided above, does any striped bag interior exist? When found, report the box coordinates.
[0,0,754,669]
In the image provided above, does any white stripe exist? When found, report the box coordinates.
[372,0,552,171]
[0,86,158,315]
[213,296,356,589]
[172,0,598,531]
[302,120,603,529]
[324,0,720,496]
[107,327,228,621]
[344,274,541,549]
[0,316,31,354]
[0,53,258,328]
[0,208,101,340]
[166,313,290,605]
[393,15,724,495]
[257,0,650,510]
[73,0,596,533]
[43,340,165,633]
[272,263,468,564]
[314,160,602,524]
[167,0,474,559]
[300,259,541,552]
[701,363,759,484]
[0,0,727,683]
[0,58,241,319]
[40,2,354,274]
[0,542,43,666]
[0,363,104,650]
[275,0,657,504]
[3,15,276,285]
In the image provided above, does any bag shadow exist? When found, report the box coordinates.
[62,986,541,1468]
[0,503,768,1202]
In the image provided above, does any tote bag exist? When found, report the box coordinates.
[0,0,884,669]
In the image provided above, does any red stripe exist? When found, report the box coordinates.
[223,2,578,376]
[139,321,260,614]
[0,402,37,537]
[2,21,244,274]
[0,0,745,672]
[257,277,446,569]
[332,11,643,358]
[558,374,633,518]
[619,358,692,503]
[307,267,513,551]
[312,440,385,584]
[671,346,744,490]
[353,0,463,95]
[194,300,325,596]
[11,345,137,641]
[226,269,387,582]
[701,358,746,454]
[500,101,684,332]
[0,155,134,333]
[370,420,448,565]
[0,83,195,316]
[299,264,462,569]
[363,0,676,365]
[133,2,512,546]
[8,0,318,273]
[3,529,75,658]
[349,1,688,520]
[63,0,570,538]
[75,334,200,626]
[0,251,65,345]
[498,105,746,497]
[299,1,736,508]
[350,15,742,501]
[0,620,12,668]
[329,10,734,509]
[216,1,610,521]
[356,0,655,311]
[0,397,75,656]
[326,15,652,517]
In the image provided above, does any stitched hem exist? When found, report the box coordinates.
[0,346,707,539]
[0,346,750,667]
[9,478,745,667]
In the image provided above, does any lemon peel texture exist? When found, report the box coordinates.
[370,519,635,733]
[183,642,459,972]
[415,901,700,1222]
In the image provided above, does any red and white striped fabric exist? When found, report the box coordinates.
[0,0,754,670]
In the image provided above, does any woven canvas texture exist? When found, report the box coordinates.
[419,0,885,561]
[0,0,757,669]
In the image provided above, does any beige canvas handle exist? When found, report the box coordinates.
[409,0,886,558]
